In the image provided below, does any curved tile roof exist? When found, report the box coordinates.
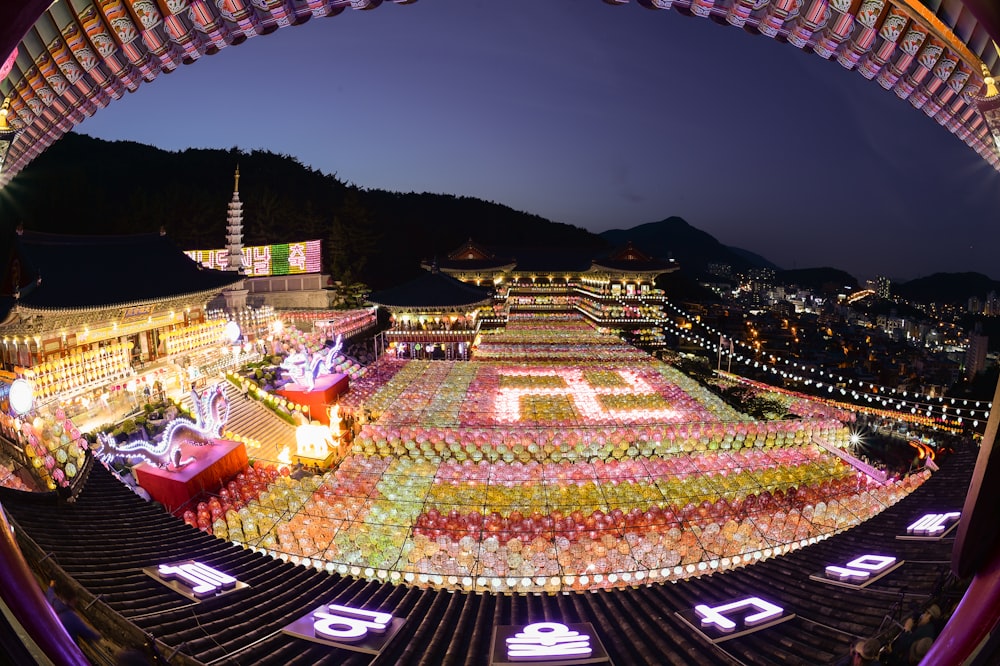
[6,229,241,310]
[368,269,492,309]
[589,257,677,273]
[0,449,975,665]
[0,1,1000,181]
[437,241,676,275]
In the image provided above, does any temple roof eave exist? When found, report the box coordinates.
[368,269,495,310]
[586,262,678,276]
[430,261,519,274]
[3,0,1000,185]
[10,286,231,317]
[7,231,244,310]
[370,297,493,312]
[0,288,229,338]
[11,270,244,311]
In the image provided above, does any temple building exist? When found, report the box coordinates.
[433,238,676,296]
[428,239,677,346]
[368,267,492,360]
[0,226,241,404]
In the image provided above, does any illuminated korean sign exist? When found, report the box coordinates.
[490,622,609,665]
[120,304,155,322]
[810,554,904,589]
[185,240,322,277]
[696,597,783,632]
[507,623,591,661]
[282,603,405,655]
[676,596,793,644]
[898,512,960,541]
[314,605,391,642]
[143,561,247,601]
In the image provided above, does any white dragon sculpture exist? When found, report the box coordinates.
[279,334,343,392]
[96,384,230,470]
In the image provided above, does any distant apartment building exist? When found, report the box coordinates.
[965,292,999,316]
[741,268,775,310]
[873,275,891,300]
[771,300,795,317]
[707,262,732,279]
[965,330,989,380]
[986,291,1000,317]
[876,313,907,340]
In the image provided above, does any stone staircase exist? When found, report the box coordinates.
[180,381,297,464]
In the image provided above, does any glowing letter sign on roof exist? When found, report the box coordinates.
[825,555,897,582]
[904,512,961,537]
[282,603,405,655]
[505,622,592,661]
[312,604,392,643]
[695,597,784,633]
[811,553,904,588]
[677,595,793,644]
[491,621,610,665]
[145,561,244,600]
[185,240,322,277]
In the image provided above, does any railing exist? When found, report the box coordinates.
[198,350,262,379]
[813,436,888,484]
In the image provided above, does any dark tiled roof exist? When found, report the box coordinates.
[369,270,492,308]
[590,257,677,272]
[8,231,241,309]
[503,246,597,273]
[0,295,14,326]
[435,258,516,271]
[445,238,507,262]
[437,242,673,274]
[0,449,976,666]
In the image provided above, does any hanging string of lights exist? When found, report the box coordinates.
[646,296,990,431]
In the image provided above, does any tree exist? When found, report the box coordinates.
[244,185,285,246]
[326,188,381,284]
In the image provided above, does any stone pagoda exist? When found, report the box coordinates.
[222,166,249,311]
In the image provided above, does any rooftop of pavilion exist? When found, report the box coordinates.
[432,239,677,276]
[2,1,1000,182]
[0,229,242,321]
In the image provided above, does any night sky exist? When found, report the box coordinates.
[73,0,1000,282]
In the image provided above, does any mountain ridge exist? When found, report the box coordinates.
[0,133,989,301]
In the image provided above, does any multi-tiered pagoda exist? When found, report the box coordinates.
[221,167,249,311]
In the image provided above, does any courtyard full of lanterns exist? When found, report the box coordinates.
[180,314,933,594]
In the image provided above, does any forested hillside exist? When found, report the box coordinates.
[0,133,604,289]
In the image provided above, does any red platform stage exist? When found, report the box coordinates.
[134,440,248,512]
[277,373,348,425]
